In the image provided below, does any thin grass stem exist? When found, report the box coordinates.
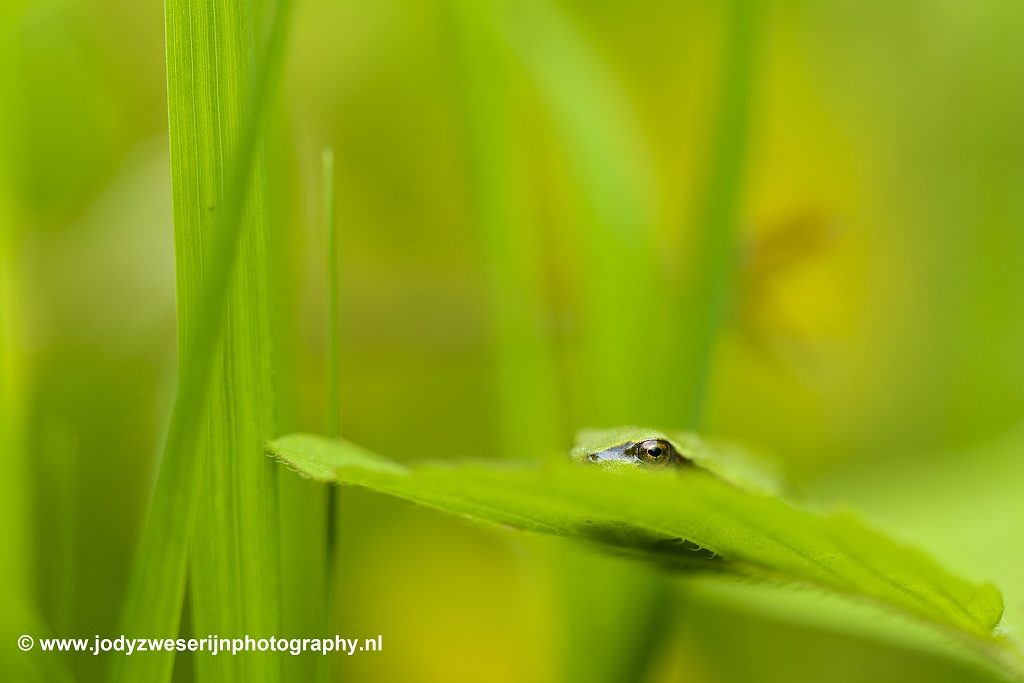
[320,146,340,683]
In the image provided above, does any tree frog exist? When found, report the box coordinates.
[570,426,785,496]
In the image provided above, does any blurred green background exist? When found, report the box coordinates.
[2,0,1024,681]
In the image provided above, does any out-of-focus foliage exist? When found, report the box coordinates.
[3,0,1024,681]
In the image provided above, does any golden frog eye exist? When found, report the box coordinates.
[637,439,674,467]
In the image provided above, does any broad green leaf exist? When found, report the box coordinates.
[267,432,1023,679]
[808,424,1024,677]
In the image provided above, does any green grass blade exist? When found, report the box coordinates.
[447,0,563,458]
[175,0,292,681]
[673,0,762,428]
[107,1,294,682]
[502,0,661,426]
[268,433,1023,679]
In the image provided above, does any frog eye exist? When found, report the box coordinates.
[637,439,674,467]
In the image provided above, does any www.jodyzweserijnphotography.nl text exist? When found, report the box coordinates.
[18,633,382,657]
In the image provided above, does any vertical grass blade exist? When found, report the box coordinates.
[447,0,563,459]
[502,0,662,427]
[673,0,762,428]
[107,1,293,682]
[176,1,291,681]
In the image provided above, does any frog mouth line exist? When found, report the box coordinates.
[587,446,642,464]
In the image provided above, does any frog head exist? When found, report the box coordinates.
[569,426,692,469]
